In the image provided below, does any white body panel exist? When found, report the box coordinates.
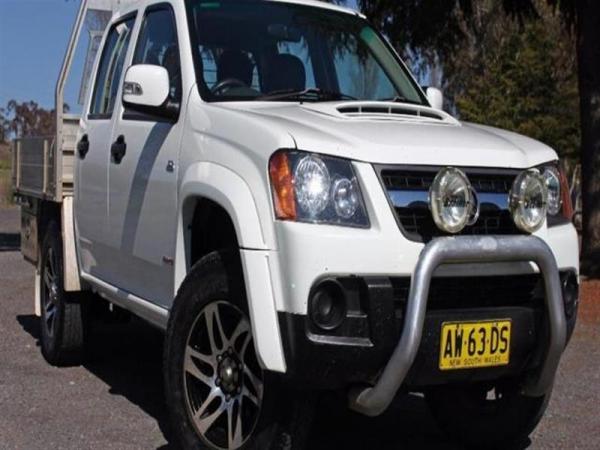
[70,0,579,374]
[75,119,112,279]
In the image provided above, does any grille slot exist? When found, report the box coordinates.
[337,105,445,121]
[381,170,516,194]
[395,207,518,240]
[380,168,522,241]
[391,274,543,311]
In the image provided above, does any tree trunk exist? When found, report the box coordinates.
[577,0,600,277]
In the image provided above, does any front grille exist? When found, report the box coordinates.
[382,170,516,194]
[380,167,522,241]
[391,274,543,311]
[396,207,518,240]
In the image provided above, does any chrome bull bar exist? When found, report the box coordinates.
[348,235,567,417]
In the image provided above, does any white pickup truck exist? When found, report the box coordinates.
[12,0,580,449]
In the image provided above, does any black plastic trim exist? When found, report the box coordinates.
[277,271,577,389]
[374,164,522,243]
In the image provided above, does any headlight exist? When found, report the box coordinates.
[269,150,369,227]
[332,177,360,219]
[429,167,473,233]
[294,155,331,216]
[543,165,562,216]
[509,169,548,233]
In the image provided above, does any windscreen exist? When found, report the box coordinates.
[186,0,426,103]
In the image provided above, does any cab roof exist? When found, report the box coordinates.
[112,0,364,19]
[268,0,363,18]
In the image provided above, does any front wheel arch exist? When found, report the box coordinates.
[165,250,311,449]
[174,189,286,373]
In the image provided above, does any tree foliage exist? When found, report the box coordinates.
[454,5,580,160]
[330,0,600,273]
[0,100,66,140]
[328,1,580,161]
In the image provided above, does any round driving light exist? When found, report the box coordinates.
[294,155,330,216]
[332,177,359,219]
[509,169,548,233]
[429,167,473,233]
[543,166,562,216]
[309,280,346,331]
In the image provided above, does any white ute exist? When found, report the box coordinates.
[12,0,580,448]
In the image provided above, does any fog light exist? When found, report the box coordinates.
[309,280,346,331]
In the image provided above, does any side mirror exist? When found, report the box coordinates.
[123,64,178,120]
[425,87,444,111]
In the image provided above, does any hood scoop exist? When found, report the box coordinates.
[335,102,459,125]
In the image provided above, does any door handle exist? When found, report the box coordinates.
[111,135,127,164]
[77,134,89,159]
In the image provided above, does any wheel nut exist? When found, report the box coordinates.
[226,395,231,401]
[217,355,222,362]
[215,379,220,386]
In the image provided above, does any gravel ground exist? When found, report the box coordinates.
[0,207,598,449]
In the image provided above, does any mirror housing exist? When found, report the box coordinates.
[425,87,444,111]
[122,64,178,120]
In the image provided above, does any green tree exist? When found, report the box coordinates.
[455,14,580,162]
[6,100,54,138]
[3,100,68,139]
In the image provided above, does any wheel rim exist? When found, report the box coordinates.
[184,301,264,450]
[42,247,59,338]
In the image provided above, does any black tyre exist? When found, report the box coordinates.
[164,250,314,450]
[426,380,551,449]
[39,220,88,366]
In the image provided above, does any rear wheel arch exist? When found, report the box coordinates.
[37,200,61,256]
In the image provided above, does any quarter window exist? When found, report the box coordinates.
[90,17,135,117]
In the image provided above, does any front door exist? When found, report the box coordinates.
[105,5,183,307]
[75,16,136,279]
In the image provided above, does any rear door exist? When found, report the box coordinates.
[105,4,184,307]
[75,16,136,279]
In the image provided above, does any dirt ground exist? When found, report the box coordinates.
[0,207,598,449]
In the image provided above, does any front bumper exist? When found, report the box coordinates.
[346,235,568,416]
[277,235,578,417]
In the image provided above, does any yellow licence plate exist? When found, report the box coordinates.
[439,320,511,370]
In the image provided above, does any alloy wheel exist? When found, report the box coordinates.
[42,247,59,338]
[183,301,264,449]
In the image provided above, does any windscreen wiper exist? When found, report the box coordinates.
[257,88,357,102]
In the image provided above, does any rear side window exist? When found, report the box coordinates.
[133,6,181,103]
[90,17,135,117]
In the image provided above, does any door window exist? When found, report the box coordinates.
[90,17,135,118]
[133,7,181,103]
